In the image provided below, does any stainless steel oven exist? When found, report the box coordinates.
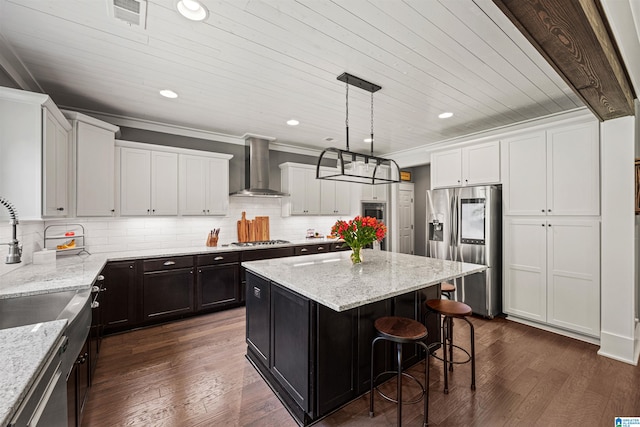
[362,202,387,251]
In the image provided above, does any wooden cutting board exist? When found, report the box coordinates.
[237,213,269,242]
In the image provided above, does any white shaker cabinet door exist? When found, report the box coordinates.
[502,132,547,215]
[76,122,115,216]
[546,219,600,337]
[431,149,462,189]
[463,140,500,186]
[120,147,151,215]
[151,151,178,215]
[334,180,352,214]
[503,217,547,322]
[547,122,599,216]
[206,157,229,215]
[320,179,337,215]
[43,109,69,217]
[179,155,207,215]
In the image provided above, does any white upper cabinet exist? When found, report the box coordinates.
[431,149,462,188]
[546,122,599,216]
[502,121,600,216]
[119,146,178,216]
[64,111,119,217]
[151,151,179,215]
[462,141,501,186]
[361,166,389,202]
[178,154,230,216]
[0,87,71,220]
[280,163,321,215]
[502,132,547,215]
[320,179,351,215]
[120,147,152,215]
[431,141,500,189]
[43,109,69,217]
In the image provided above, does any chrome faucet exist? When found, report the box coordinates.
[0,197,22,264]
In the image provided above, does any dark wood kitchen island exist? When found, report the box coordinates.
[242,250,486,426]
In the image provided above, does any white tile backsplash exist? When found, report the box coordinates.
[43,198,356,254]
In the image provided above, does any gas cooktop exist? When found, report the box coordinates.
[230,240,291,247]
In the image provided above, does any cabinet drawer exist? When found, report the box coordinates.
[143,256,194,272]
[197,252,240,266]
[242,247,295,262]
[331,242,350,252]
[295,244,330,256]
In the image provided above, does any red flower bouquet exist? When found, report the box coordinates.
[331,216,387,264]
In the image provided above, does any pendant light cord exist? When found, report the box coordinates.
[370,92,374,156]
[345,78,350,152]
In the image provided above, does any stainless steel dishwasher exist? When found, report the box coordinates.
[8,335,68,427]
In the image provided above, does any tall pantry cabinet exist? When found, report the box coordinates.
[502,119,601,338]
[0,87,71,220]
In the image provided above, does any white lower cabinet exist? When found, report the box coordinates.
[504,217,600,337]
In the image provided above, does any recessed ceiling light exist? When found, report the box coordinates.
[286,119,299,126]
[438,112,454,119]
[324,137,335,142]
[159,89,178,99]
[364,138,373,143]
[176,0,209,21]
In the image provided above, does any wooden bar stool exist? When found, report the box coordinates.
[425,299,475,394]
[440,282,456,300]
[369,316,430,427]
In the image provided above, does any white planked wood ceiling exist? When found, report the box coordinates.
[0,0,584,156]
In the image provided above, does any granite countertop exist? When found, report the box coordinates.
[0,320,67,427]
[0,238,344,424]
[242,249,487,311]
[0,239,342,300]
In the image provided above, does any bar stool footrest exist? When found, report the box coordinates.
[429,343,472,365]
[373,370,425,405]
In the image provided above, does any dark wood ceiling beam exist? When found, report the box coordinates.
[493,0,635,121]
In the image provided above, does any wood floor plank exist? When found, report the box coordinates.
[82,309,640,427]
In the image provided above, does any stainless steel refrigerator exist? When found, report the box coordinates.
[426,185,502,318]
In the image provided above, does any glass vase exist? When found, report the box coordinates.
[350,246,362,264]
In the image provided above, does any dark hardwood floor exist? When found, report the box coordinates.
[82,307,640,427]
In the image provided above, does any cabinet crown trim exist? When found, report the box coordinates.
[116,140,233,159]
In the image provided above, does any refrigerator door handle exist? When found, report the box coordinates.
[450,194,456,247]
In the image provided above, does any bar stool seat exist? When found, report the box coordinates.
[440,282,456,300]
[425,299,475,394]
[370,316,430,427]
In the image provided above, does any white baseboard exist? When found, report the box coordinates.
[505,315,600,345]
[598,329,638,365]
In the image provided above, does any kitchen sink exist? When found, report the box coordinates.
[0,288,92,376]
[0,289,90,330]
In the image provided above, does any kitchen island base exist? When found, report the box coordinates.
[245,271,440,426]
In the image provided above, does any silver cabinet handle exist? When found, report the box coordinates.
[214,256,224,261]
[163,261,176,266]
[300,248,308,252]
[318,246,325,251]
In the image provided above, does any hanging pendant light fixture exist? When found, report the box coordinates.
[316,73,401,185]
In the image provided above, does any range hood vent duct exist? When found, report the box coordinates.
[230,136,289,197]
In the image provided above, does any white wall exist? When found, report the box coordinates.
[43,198,352,254]
[599,116,638,364]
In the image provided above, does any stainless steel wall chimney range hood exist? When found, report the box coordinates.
[230,135,289,197]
